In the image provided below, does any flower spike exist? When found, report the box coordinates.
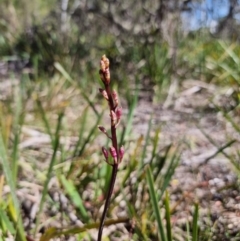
[97,55,125,241]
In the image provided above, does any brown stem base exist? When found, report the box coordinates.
[97,164,118,241]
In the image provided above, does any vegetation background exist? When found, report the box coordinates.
[0,0,240,240]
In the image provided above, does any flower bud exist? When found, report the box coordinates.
[109,146,117,159]
[110,110,117,126]
[104,57,110,69]
[101,55,109,68]
[109,146,118,164]
[98,125,107,134]
[100,60,106,72]
[115,107,122,121]
[119,145,124,161]
[102,147,109,160]
[104,68,110,85]
[99,88,109,100]
[112,90,119,106]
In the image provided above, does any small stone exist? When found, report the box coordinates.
[214,200,222,207]
[218,216,226,224]
[228,223,234,229]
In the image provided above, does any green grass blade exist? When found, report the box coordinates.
[60,175,89,222]
[198,126,239,170]
[159,152,179,200]
[79,87,100,117]
[0,133,26,241]
[150,128,160,164]
[164,191,172,241]
[54,62,74,84]
[55,62,99,116]
[72,107,89,157]
[219,41,240,66]
[36,99,54,146]
[140,117,152,168]
[76,111,103,157]
[34,112,64,235]
[146,165,166,241]
[0,207,15,235]
[12,83,25,184]
[153,144,172,181]
[112,144,139,200]
[222,110,240,133]
[218,63,240,83]
[123,81,139,141]
[67,111,103,177]
[186,218,191,241]
[11,127,21,184]
[192,203,199,241]
[102,162,112,195]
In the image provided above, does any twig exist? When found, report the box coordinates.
[199,139,236,167]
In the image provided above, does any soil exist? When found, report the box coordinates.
[134,79,240,241]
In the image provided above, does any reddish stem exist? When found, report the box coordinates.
[97,83,120,241]
[97,164,118,241]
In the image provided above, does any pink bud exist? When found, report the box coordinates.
[98,125,107,134]
[112,90,119,106]
[110,110,117,126]
[100,60,105,72]
[101,55,110,68]
[99,88,109,100]
[103,57,110,69]
[102,147,109,160]
[119,146,124,161]
[104,68,110,84]
[115,107,122,120]
[109,146,117,159]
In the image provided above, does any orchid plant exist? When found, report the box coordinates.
[97,55,124,241]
